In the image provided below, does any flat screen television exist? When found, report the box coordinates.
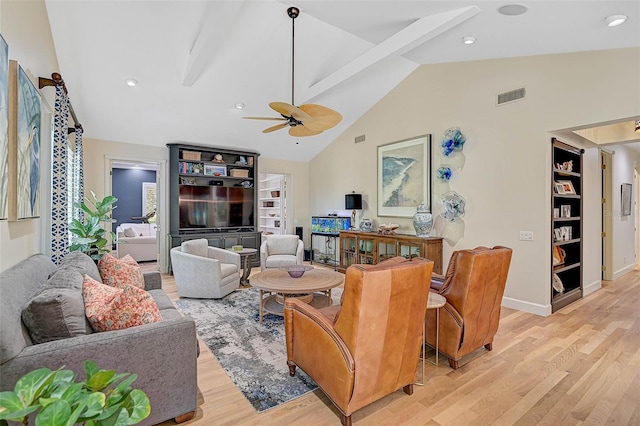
[179,185,254,231]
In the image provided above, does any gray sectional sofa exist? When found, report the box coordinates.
[0,252,198,425]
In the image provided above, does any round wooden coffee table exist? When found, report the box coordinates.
[251,268,344,323]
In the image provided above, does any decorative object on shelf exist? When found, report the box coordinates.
[240,180,252,188]
[268,213,277,217]
[274,220,281,227]
[213,153,224,163]
[359,218,373,232]
[556,180,575,195]
[377,134,431,217]
[233,245,244,252]
[553,208,560,218]
[440,191,466,222]
[271,190,280,197]
[378,223,399,235]
[413,202,433,237]
[345,192,362,228]
[554,226,572,241]
[436,166,452,181]
[622,182,632,216]
[230,169,249,177]
[552,273,564,293]
[182,150,200,161]
[441,127,466,157]
[561,205,571,218]
[553,246,566,266]
[281,265,313,278]
[554,160,573,172]
[236,156,247,165]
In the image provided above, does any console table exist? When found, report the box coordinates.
[338,230,443,274]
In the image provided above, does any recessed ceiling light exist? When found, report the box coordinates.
[125,78,137,87]
[462,36,476,45]
[498,4,528,16]
[604,14,627,27]
[235,102,245,110]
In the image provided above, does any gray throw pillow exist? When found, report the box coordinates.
[21,269,93,344]
[123,227,137,237]
[58,251,102,283]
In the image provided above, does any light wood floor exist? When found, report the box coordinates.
[153,265,640,426]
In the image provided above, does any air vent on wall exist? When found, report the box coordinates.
[496,87,526,106]
[355,134,366,143]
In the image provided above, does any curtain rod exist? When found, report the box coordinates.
[38,72,83,131]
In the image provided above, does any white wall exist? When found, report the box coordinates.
[0,0,59,271]
[609,145,639,278]
[309,48,640,315]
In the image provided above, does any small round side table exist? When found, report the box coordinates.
[416,291,446,386]
[226,248,257,286]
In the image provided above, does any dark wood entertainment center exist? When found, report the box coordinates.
[167,143,261,267]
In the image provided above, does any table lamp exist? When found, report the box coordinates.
[345,192,362,229]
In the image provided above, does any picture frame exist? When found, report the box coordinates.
[142,182,156,218]
[377,134,431,217]
[561,205,571,218]
[621,183,632,216]
[557,180,575,195]
[553,208,560,219]
[205,164,226,176]
[0,35,8,220]
[8,60,41,221]
[554,182,565,194]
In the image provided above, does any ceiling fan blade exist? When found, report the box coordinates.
[243,117,287,121]
[269,102,313,122]
[299,104,342,131]
[263,123,289,133]
[289,125,322,137]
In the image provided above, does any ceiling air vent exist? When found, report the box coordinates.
[496,87,526,106]
[354,134,366,144]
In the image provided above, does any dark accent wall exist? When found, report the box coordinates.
[112,168,156,231]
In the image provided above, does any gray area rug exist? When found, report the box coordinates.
[174,286,342,412]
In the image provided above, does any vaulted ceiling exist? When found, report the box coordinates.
[43,1,640,161]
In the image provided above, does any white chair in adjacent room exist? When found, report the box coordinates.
[170,238,241,298]
[260,235,304,270]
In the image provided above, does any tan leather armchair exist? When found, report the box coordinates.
[284,257,434,426]
[425,246,512,369]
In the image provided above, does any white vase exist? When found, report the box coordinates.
[413,202,433,237]
[359,218,373,232]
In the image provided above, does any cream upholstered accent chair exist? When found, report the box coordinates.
[170,238,241,298]
[260,234,304,270]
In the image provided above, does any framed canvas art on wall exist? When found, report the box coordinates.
[8,60,41,220]
[377,134,431,217]
[0,35,8,220]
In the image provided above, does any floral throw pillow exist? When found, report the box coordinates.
[98,253,144,289]
[82,275,161,332]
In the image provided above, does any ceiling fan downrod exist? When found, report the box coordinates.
[288,7,299,107]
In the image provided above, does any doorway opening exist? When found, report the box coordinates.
[105,157,166,271]
[601,150,613,280]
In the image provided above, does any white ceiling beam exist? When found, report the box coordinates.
[302,6,481,102]
[182,1,245,87]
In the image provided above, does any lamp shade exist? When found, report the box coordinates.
[345,193,363,210]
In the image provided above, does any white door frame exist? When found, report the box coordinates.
[601,150,613,280]
[104,156,168,272]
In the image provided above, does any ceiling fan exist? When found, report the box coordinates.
[244,6,342,137]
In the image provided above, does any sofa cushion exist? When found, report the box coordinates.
[123,227,137,237]
[58,251,102,283]
[98,253,145,289]
[82,275,162,332]
[21,269,93,344]
[181,239,208,258]
[266,236,299,255]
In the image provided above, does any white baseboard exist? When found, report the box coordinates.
[613,264,635,280]
[583,279,602,297]
[502,297,551,317]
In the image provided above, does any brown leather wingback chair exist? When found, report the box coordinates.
[426,246,512,369]
[284,257,434,426]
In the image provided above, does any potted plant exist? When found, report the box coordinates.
[0,360,150,425]
[69,191,117,261]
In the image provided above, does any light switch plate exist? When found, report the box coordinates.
[519,231,534,241]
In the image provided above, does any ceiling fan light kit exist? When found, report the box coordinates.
[244,6,342,137]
